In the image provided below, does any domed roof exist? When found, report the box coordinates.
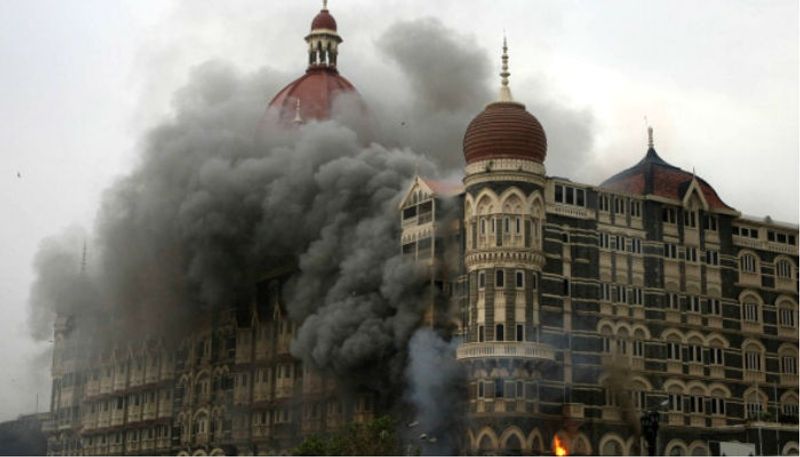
[600,141,733,211]
[463,101,547,165]
[268,67,357,123]
[311,9,337,31]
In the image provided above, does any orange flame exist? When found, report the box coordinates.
[553,435,568,456]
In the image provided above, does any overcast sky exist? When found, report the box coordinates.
[0,0,796,421]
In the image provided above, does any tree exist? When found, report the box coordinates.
[292,415,403,456]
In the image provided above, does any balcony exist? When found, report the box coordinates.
[456,342,555,362]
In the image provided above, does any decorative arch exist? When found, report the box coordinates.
[572,432,592,456]
[499,188,528,214]
[209,448,225,456]
[527,428,544,454]
[686,331,705,344]
[739,289,764,305]
[632,324,651,340]
[737,249,761,275]
[500,426,525,453]
[688,440,709,456]
[782,441,799,456]
[475,427,498,452]
[708,382,732,398]
[663,378,688,394]
[192,450,208,456]
[687,380,709,396]
[665,439,689,456]
[706,333,730,348]
[177,452,189,456]
[475,189,499,215]
[661,328,685,343]
[774,255,797,280]
[598,433,627,456]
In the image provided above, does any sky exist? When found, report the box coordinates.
[0,0,797,421]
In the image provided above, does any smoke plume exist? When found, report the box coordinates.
[26,16,596,427]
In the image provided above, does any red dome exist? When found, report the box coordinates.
[311,9,337,31]
[463,101,547,164]
[267,67,357,124]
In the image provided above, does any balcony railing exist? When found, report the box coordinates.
[456,342,555,361]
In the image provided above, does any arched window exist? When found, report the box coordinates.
[781,392,799,420]
[740,253,758,273]
[633,329,646,358]
[741,294,761,323]
[744,389,766,419]
[709,387,727,416]
[777,259,793,279]
[495,324,504,342]
[602,438,624,456]
[778,300,798,328]
[743,342,764,372]
[779,346,799,376]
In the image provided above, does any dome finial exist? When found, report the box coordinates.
[498,33,513,102]
[647,125,654,149]
[322,0,328,10]
[293,98,304,124]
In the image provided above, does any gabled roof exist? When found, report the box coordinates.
[398,176,464,209]
[600,147,734,211]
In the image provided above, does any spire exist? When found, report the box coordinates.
[498,34,513,102]
[647,125,654,150]
[292,98,304,125]
[307,1,342,69]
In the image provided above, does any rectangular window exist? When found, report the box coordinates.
[688,345,703,363]
[601,283,610,301]
[683,210,696,227]
[688,296,701,313]
[631,288,643,305]
[664,243,678,259]
[630,238,642,254]
[566,186,574,204]
[555,185,564,203]
[599,195,609,212]
[477,382,484,398]
[495,324,505,341]
[669,393,683,412]
[740,255,757,273]
[515,271,524,289]
[633,340,644,357]
[495,379,504,398]
[614,197,625,214]
[496,270,505,288]
[531,274,537,290]
[667,293,680,310]
[598,232,609,248]
[685,247,698,262]
[709,348,724,365]
[478,271,486,289]
[706,250,719,265]
[576,188,585,206]
[630,200,641,218]
[703,215,718,231]
[516,324,524,342]
[662,207,677,224]
[667,342,682,360]
[478,326,485,342]
[709,299,722,315]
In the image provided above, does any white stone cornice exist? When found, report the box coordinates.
[465,249,546,270]
[464,159,546,188]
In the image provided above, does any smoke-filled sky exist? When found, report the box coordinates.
[0,0,797,421]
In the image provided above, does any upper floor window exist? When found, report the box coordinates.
[779,306,797,328]
[614,197,625,215]
[664,243,679,259]
[599,194,610,212]
[740,254,757,273]
[515,270,524,289]
[744,349,762,371]
[708,298,722,315]
[598,232,610,249]
[688,296,701,313]
[706,250,719,266]
[554,184,585,207]
[703,215,718,231]
[683,210,697,228]
[628,238,642,254]
[495,324,505,341]
[709,347,724,366]
[666,342,682,361]
[782,356,797,375]
[685,247,698,263]
[630,200,642,218]
[776,259,793,279]
[667,293,680,310]
[743,302,760,322]
[478,271,486,289]
[662,207,677,224]
[733,226,759,239]
[767,230,797,246]
[495,270,505,288]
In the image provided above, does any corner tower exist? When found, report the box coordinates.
[458,38,556,454]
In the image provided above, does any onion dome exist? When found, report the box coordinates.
[463,37,547,165]
[600,127,734,210]
[265,0,360,125]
